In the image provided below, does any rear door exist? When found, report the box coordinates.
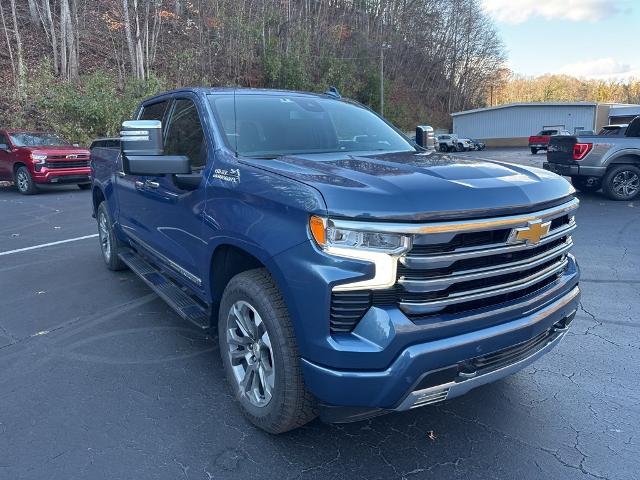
[134,95,210,290]
[115,98,171,241]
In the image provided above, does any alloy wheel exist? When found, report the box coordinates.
[16,170,29,192]
[98,212,111,261]
[612,170,640,198]
[225,300,275,407]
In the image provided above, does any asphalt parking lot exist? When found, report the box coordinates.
[1,152,639,480]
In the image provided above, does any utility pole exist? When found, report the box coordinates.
[380,43,390,117]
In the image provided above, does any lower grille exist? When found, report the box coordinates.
[330,291,371,333]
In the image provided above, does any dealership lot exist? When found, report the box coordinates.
[0,156,639,480]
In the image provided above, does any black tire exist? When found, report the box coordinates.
[96,201,127,270]
[78,183,91,190]
[218,269,317,434]
[602,165,640,201]
[571,176,601,193]
[439,144,447,152]
[456,143,464,152]
[530,148,538,155]
[15,166,38,195]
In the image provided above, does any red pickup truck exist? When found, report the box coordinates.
[0,130,91,194]
[528,128,571,155]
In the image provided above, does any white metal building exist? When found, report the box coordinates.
[451,102,638,147]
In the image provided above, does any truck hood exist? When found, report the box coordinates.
[19,146,90,156]
[241,150,574,221]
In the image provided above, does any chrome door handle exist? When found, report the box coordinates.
[145,180,160,189]
[116,171,126,177]
[135,180,144,189]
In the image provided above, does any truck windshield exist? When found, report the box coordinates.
[9,133,71,147]
[208,94,415,157]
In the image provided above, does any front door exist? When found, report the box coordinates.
[134,96,210,291]
[114,99,171,243]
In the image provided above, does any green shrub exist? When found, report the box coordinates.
[18,65,164,146]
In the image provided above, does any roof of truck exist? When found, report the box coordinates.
[142,87,339,104]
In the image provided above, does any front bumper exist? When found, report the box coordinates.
[543,162,606,178]
[32,167,91,184]
[311,284,579,422]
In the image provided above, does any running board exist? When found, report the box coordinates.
[119,249,210,329]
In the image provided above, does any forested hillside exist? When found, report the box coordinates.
[492,72,640,106]
[0,0,505,143]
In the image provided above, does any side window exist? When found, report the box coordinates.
[0,133,8,146]
[139,100,169,122]
[164,99,207,169]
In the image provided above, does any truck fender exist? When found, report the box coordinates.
[606,153,640,166]
[205,238,296,326]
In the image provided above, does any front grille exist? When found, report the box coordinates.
[329,200,578,334]
[44,160,90,169]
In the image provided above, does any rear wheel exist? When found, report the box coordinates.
[571,176,601,193]
[97,202,127,270]
[439,144,448,152]
[15,166,38,195]
[219,269,317,434]
[603,165,640,201]
[530,148,538,155]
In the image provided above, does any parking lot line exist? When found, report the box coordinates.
[0,234,99,256]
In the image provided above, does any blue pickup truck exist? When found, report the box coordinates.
[90,88,580,433]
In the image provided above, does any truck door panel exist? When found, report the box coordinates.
[134,97,209,288]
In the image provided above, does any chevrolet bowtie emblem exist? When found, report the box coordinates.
[511,219,551,245]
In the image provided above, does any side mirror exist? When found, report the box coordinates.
[120,120,190,175]
[415,125,435,149]
[120,120,164,156]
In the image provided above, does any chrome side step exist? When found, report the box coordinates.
[119,249,210,329]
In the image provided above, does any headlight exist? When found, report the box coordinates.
[309,216,411,291]
[31,154,47,163]
[310,216,409,254]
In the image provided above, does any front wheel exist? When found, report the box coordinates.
[602,165,640,201]
[96,202,127,270]
[219,269,317,434]
[439,144,448,152]
[456,143,464,152]
[15,166,38,195]
[571,176,601,193]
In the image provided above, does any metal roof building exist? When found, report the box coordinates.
[451,102,639,147]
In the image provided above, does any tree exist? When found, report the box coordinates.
[8,0,25,95]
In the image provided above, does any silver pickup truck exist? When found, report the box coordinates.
[544,116,640,200]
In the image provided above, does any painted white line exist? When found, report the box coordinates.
[0,234,99,256]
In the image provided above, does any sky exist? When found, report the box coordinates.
[481,0,640,80]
